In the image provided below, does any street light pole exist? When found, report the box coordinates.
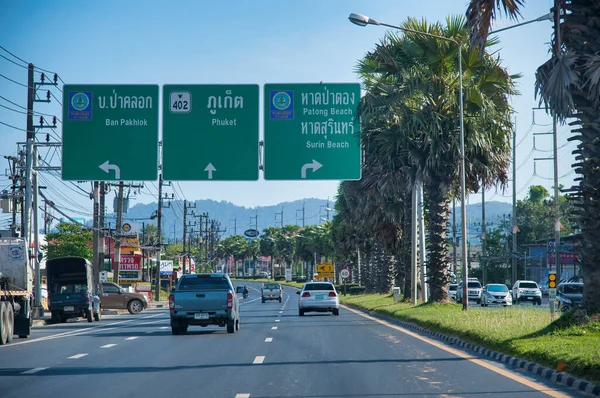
[349,13,468,309]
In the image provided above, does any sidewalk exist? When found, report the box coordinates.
[149,301,168,309]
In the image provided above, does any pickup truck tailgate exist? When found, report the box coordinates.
[173,290,228,312]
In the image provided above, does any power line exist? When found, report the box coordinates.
[0,45,29,65]
[0,72,28,88]
[0,53,28,69]
[0,120,25,131]
[0,95,60,119]
[0,102,27,115]
[49,91,62,106]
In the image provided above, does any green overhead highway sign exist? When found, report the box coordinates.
[62,85,159,181]
[162,84,259,181]
[263,83,361,180]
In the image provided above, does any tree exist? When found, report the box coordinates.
[465,0,600,314]
[45,222,93,260]
[356,16,517,302]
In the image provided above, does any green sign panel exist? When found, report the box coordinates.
[62,85,159,181]
[263,83,361,180]
[162,84,259,180]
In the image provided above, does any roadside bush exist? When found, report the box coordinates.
[348,286,367,295]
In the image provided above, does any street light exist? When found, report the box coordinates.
[349,13,469,309]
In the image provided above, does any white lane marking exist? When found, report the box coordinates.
[68,353,88,359]
[275,319,280,322]
[125,337,139,340]
[343,305,570,398]
[142,313,163,319]
[265,338,273,343]
[144,330,155,334]
[0,319,137,349]
[100,344,117,348]
[253,356,265,364]
[21,367,48,374]
[271,326,278,330]
[159,326,169,329]
[235,394,251,398]
[279,311,283,314]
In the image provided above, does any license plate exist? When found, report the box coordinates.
[527,297,533,300]
[64,306,74,312]
[194,313,209,320]
[316,295,324,299]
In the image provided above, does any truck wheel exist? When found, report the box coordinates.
[51,311,62,324]
[171,325,180,335]
[128,300,143,315]
[299,309,304,316]
[226,320,236,334]
[6,305,14,343]
[279,297,282,303]
[235,318,240,331]
[332,308,339,316]
[0,302,8,345]
[86,309,93,323]
[262,298,265,303]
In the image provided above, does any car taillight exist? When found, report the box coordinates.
[168,294,174,310]
[328,291,337,297]
[302,292,310,297]
[227,292,233,309]
[86,295,90,303]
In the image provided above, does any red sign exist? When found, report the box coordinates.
[118,255,141,270]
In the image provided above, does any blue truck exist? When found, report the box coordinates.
[169,273,241,334]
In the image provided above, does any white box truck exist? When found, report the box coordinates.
[0,238,33,344]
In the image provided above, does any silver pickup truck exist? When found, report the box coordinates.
[169,273,241,335]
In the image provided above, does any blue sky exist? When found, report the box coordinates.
[0,0,571,227]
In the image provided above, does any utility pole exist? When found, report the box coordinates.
[481,176,487,286]
[23,64,34,247]
[552,1,562,281]
[275,208,283,228]
[182,199,187,275]
[154,174,163,301]
[32,145,42,315]
[230,218,237,235]
[92,181,100,286]
[296,201,305,227]
[99,182,106,277]
[418,183,427,302]
[114,182,124,286]
[512,124,518,285]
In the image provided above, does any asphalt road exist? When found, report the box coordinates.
[0,283,584,398]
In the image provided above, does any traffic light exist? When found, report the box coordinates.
[548,272,557,289]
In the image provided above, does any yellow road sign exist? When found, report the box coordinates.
[317,262,334,273]
[316,272,335,279]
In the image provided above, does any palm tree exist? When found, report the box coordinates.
[466,0,600,313]
[357,16,516,302]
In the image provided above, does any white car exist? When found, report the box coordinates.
[481,284,512,307]
[297,282,340,316]
[448,283,458,301]
[512,280,542,305]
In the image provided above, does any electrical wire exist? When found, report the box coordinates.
[50,92,62,106]
[0,45,28,65]
[0,95,60,119]
[0,120,25,131]
[0,72,28,88]
[0,103,27,115]
[0,53,28,69]
[516,121,535,148]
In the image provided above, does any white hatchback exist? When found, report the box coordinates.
[297,282,340,316]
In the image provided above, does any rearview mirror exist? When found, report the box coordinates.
[296,291,300,295]
[236,286,244,294]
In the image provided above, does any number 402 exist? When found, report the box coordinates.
[172,100,188,110]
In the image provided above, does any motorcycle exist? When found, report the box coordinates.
[243,291,249,299]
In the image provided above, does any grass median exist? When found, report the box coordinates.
[341,293,600,384]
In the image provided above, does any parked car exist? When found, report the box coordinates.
[98,282,149,314]
[297,282,339,316]
[259,271,271,278]
[455,280,483,304]
[512,280,542,305]
[448,284,458,301]
[481,284,512,307]
[557,282,583,312]
[539,281,549,296]
[261,282,282,303]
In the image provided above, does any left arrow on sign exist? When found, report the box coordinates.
[204,163,216,179]
[99,161,121,179]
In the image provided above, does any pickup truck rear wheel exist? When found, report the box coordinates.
[279,297,282,303]
[262,298,265,303]
[128,299,143,315]
[94,308,101,322]
[86,309,93,323]
[171,325,180,335]
[227,320,236,334]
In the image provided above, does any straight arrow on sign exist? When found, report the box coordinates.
[204,163,216,179]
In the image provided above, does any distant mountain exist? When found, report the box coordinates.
[102,198,512,244]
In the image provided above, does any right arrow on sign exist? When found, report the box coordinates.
[204,163,216,179]
[301,159,322,179]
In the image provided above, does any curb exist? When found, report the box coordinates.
[343,304,600,397]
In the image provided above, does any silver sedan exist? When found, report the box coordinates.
[481,284,512,307]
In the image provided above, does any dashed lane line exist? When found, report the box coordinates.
[21,367,48,375]
[275,319,280,322]
[271,326,278,330]
[265,338,273,343]
[100,344,117,348]
[253,356,265,364]
[67,353,88,359]
[125,337,139,340]
[235,394,251,398]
